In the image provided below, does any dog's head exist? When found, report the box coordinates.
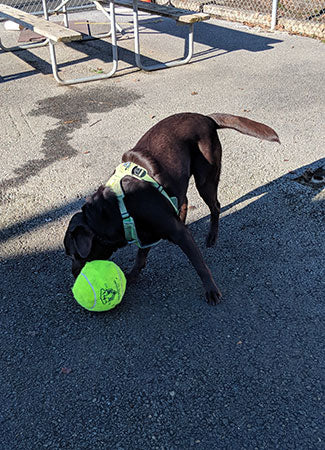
[64,186,126,278]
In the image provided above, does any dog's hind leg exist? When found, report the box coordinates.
[198,178,221,247]
[192,157,221,247]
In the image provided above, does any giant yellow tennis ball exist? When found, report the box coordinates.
[72,260,126,312]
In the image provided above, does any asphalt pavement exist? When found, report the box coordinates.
[0,8,324,450]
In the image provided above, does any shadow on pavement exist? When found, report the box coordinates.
[137,17,282,61]
[1,159,323,447]
[0,18,282,83]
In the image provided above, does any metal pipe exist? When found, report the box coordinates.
[41,0,49,20]
[62,4,69,27]
[271,0,278,30]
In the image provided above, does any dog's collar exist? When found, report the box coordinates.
[105,162,178,249]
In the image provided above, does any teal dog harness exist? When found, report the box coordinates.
[105,162,178,249]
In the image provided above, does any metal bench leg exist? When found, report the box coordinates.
[0,37,50,52]
[48,0,118,85]
[132,0,194,71]
[0,0,50,52]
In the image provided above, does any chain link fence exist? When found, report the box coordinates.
[0,0,93,16]
[160,0,325,38]
[1,0,324,38]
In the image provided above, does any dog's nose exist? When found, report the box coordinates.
[72,268,80,279]
[72,260,83,279]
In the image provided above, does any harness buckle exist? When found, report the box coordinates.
[132,166,146,178]
[121,211,130,219]
[123,216,138,244]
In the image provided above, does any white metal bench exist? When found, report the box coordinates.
[0,2,118,85]
[0,0,210,84]
[99,0,210,70]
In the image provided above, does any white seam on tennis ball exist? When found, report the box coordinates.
[116,267,123,301]
[81,272,97,309]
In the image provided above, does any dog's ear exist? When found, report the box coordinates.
[65,212,94,259]
[72,225,94,259]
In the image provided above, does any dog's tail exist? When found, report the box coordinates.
[208,113,280,144]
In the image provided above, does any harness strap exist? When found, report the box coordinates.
[105,162,178,248]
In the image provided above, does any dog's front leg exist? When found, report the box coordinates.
[127,247,151,283]
[170,222,222,305]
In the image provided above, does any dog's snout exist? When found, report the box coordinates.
[72,258,84,279]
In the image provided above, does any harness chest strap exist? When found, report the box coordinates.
[105,162,178,248]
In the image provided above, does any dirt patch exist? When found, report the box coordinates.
[0,85,142,198]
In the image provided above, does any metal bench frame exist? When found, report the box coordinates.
[132,0,193,70]
[48,0,118,84]
[0,0,119,85]
[107,0,209,71]
[1,0,210,83]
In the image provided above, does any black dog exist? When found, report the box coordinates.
[64,113,279,304]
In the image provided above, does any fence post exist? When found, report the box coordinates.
[271,0,278,30]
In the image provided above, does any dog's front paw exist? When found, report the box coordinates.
[205,286,222,305]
